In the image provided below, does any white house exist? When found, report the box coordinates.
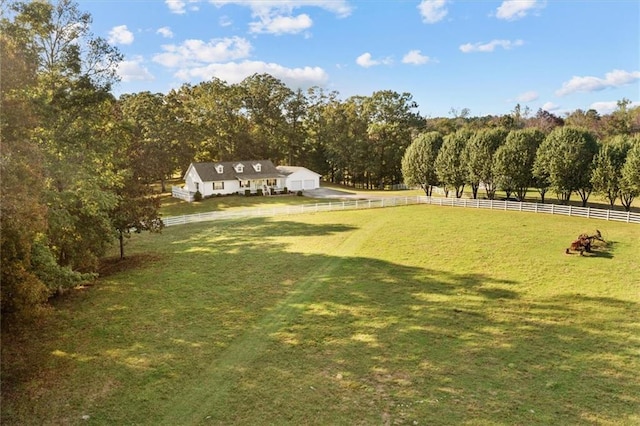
[172,160,321,201]
[276,166,321,191]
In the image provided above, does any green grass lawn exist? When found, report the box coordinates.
[159,191,333,217]
[2,205,639,425]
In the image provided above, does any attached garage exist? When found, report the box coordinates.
[277,166,321,192]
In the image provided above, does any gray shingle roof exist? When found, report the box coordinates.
[190,160,285,181]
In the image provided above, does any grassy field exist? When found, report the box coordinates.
[2,204,639,425]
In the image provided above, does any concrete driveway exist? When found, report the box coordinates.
[301,187,364,199]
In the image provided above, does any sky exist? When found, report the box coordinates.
[82,0,640,118]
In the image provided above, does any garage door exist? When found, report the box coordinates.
[289,180,302,190]
[303,179,315,189]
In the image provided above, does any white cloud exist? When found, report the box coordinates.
[117,56,154,82]
[153,37,252,67]
[459,39,524,53]
[174,60,329,88]
[157,26,174,38]
[418,0,448,24]
[541,101,560,112]
[356,53,376,68]
[356,52,393,68]
[590,100,640,115]
[165,1,351,34]
[516,91,539,102]
[209,1,352,18]
[402,50,431,65]
[249,13,312,34]
[165,0,200,14]
[556,69,640,96]
[495,0,545,21]
[219,15,233,27]
[108,25,134,45]
[206,1,351,35]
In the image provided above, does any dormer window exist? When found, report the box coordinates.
[253,163,262,172]
[216,165,224,173]
[234,163,244,173]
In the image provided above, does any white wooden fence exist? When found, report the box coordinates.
[162,196,640,227]
[172,186,194,202]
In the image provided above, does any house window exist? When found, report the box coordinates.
[235,163,244,173]
[216,165,224,173]
[240,180,250,188]
[266,179,277,186]
[253,163,262,172]
[213,182,224,190]
[195,182,200,192]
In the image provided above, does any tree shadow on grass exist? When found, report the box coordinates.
[2,217,638,425]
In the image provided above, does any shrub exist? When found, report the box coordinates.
[244,189,251,196]
[193,190,202,202]
[283,187,288,194]
[297,190,303,196]
[257,188,263,196]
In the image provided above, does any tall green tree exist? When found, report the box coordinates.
[493,128,545,201]
[0,12,95,316]
[284,88,309,165]
[591,135,632,208]
[3,0,124,271]
[364,91,421,189]
[0,31,50,315]
[436,129,472,198]
[119,92,176,192]
[239,73,293,163]
[534,126,599,206]
[323,95,369,187]
[302,86,336,177]
[464,128,508,199]
[401,132,443,196]
[619,136,640,211]
[164,84,200,174]
[186,79,251,162]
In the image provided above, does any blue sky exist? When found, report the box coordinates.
[83,0,640,117]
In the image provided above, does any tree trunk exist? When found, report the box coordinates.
[471,183,479,199]
[559,190,572,205]
[119,230,125,260]
[538,189,547,203]
[577,189,590,207]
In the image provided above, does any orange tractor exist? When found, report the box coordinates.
[566,230,604,255]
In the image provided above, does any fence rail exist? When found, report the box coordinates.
[172,186,194,202]
[162,195,640,227]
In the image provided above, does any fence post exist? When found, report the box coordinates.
[607,209,610,221]
[628,211,631,223]
[569,205,572,217]
[551,204,555,215]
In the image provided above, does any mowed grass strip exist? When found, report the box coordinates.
[2,205,639,425]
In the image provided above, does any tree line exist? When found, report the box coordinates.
[1,0,639,318]
[402,126,640,210]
